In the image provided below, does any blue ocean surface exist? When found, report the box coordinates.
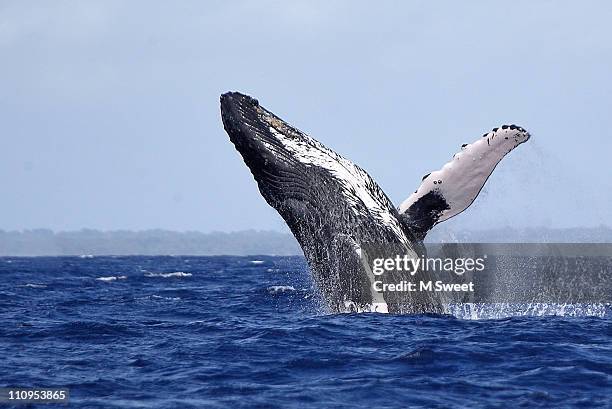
[0,256,610,408]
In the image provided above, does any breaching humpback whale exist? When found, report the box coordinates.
[221,92,530,314]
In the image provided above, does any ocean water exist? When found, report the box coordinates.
[0,256,610,408]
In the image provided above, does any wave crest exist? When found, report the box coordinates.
[144,272,192,278]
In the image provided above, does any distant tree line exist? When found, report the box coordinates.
[0,229,301,256]
[426,225,612,244]
[0,226,610,256]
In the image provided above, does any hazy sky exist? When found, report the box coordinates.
[1,1,611,233]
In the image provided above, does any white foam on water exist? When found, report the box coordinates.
[342,301,389,314]
[79,254,94,259]
[96,275,127,282]
[136,295,181,302]
[150,295,181,301]
[445,303,609,320]
[144,271,192,278]
[267,285,295,294]
[250,260,265,264]
[21,283,47,288]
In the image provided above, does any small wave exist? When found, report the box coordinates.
[137,295,181,301]
[56,321,137,338]
[267,285,295,294]
[96,275,127,282]
[79,254,94,259]
[251,260,265,264]
[394,347,436,364]
[144,271,192,278]
[151,295,181,301]
[21,283,47,289]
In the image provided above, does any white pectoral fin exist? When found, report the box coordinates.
[399,125,531,239]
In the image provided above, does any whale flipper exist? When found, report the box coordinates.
[398,125,531,240]
[220,92,436,313]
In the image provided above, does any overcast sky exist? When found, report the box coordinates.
[1,1,611,233]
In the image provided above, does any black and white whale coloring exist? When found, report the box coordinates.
[221,92,530,314]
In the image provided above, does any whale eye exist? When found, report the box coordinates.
[433,181,437,184]
[438,180,442,184]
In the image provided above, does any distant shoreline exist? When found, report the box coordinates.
[0,227,611,256]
